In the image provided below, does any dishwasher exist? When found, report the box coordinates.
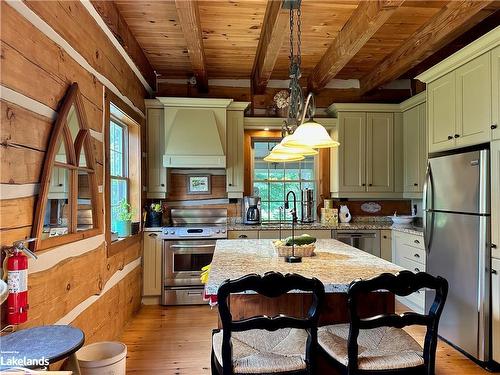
[333,230,381,257]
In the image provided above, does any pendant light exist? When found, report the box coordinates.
[275,136,318,156]
[264,152,304,163]
[264,0,339,161]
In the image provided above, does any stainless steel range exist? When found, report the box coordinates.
[161,208,227,305]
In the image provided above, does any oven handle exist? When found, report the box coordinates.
[170,244,215,249]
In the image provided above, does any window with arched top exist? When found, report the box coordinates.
[32,83,100,251]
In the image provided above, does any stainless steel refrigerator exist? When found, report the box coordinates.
[424,148,491,363]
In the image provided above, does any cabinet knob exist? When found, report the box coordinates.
[414,183,418,186]
[492,124,498,130]
[149,233,158,238]
[368,183,373,186]
[238,234,248,238]
[383,235,387,239]
[414,267,420,273]
[160,183,165,187]
[414,253,420,258]
[362,183,366,186]
[447,135,453,140]
[492,269,498,275]
[229,183,232,186]
[454,134,460,138]
[58,183,63,187]
[492,244,497,249]
[414,239,420,244]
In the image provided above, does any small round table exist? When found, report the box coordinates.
[0,325,85,373]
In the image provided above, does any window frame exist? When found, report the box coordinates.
[251,138,318,222]
[104,89,143,256]
[109,118,130,234]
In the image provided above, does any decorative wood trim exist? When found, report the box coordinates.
[31,83,101,251]
[174,0,208,92]
[399,91,427,112]
[5,0,145,118]
[85,0,155,93]
[328,102,402,113]
[251,0,289,94]
[416,25,500,83]
[244,117,338,130]
[157,97,233,108]
[0,84,57,120]
[359,1,495,94]
[307,0,404,93]
[55,257,141,325]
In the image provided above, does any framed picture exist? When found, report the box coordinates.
[187,175,211,194]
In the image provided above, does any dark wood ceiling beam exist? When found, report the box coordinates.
[174,0,208,92]
[90,1,156,91]
[307,0,404,93]
[251,0,289,95]
[359,0,495,95]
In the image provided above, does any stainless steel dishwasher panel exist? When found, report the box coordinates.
[333,230,381,257]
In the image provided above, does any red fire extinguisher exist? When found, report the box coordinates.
[4,239,38,325]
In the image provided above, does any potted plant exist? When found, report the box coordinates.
[116,199,133,237]
[147,203,163,227]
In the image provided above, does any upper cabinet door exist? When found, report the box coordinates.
[492,46,500,141]
[456,53,492,147]
[366,112,394,192]
[428,72,456,153]
[338,112,366,192]
[147,108,167,198]
[403,106,420,193]
[226,110,244,197]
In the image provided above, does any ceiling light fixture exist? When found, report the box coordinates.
[265,0,339,162]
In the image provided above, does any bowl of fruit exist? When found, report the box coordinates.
[273,234,317,257]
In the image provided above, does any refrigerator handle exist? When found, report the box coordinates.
[423,162,435,253]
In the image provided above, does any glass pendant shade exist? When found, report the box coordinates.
[263,151,304,163]
[273,137,318,156]
[282,119,340,149]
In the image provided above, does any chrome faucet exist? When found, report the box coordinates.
[284,191,301,263]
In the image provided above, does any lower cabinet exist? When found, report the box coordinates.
[392,231,426,313]
[492,258,500,363]
[143,231,162,298]
[380,230,392,262]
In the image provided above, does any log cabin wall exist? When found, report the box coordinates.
[0,1,147,344]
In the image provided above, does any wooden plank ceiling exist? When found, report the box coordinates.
[111,0,498,103]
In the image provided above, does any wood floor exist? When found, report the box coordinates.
[120,304,491,375]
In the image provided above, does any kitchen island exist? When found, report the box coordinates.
[206,239,404,325]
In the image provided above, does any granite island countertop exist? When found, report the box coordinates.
[227,221,423,236]
[205,239,404,295]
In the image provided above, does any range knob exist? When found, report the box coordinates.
[221,229,226,234]
[170,230,175,235]
[216,229,221,234]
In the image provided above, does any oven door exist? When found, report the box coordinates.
[163,240,216,287]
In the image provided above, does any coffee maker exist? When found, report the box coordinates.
[300,188,315,223]
[243,196,261,225]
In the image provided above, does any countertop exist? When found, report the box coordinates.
[227,221,424,236]
[205,239,404,295]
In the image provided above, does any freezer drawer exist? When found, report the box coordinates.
[425,211,490,361]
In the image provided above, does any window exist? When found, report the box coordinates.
[253,140,316,222]
[109,119,129,233]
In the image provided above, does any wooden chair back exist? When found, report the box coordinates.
[347,270,448,375]
[217,271,325,375]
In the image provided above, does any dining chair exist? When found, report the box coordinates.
[211,271,325,375]
[317,270,448,375]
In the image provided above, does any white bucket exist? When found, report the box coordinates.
[76,341,127,375]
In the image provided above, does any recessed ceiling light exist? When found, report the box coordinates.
[264,127,270,131]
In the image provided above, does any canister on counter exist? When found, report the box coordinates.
[321,208,338,225]
[324,199,334,209]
